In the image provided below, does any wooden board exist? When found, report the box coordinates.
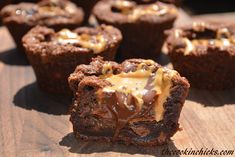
[0,11,235,157]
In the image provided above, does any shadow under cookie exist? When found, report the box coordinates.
[13,82,71,115]
[59,133,180,157]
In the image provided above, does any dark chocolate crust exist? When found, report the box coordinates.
[22,25,122,94]
[166,23,235,89]
[69,57,189,146]
[93,0,178,60]
[1,0,84,52]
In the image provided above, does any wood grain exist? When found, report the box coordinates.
[0,11,235,157]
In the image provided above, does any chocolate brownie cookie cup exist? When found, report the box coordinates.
[1,0,84,52]
[22,25,122,94]
[93,0,178,60]
[72,0,99,24]
[166,22,235,89]
[68,57,189,146]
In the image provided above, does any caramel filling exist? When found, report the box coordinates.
[175,26,235,55]
[96,61,178,139]
[55,29,107,54]
[112,0,176,21]
[15,0,75,17]
[151,68,176,121]
[192,22,206,32]
[38,6,64,16]
[102,69,152,106]
[98,61,176,122]
[102,63,113,74]
[112,0,135,14]
[38,2,76,16]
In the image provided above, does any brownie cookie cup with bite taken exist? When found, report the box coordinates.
[22,25,122,94]
[93,0,178,60]
[1,0,84,52]
[72,0,99,24]
[166,22,235,90]
[68,57,189,146]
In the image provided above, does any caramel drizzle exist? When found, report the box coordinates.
[175,24,235,55]
[55,29,107,54]
[38,2,76,16]
[97,61,176,139]
[112,0,176,21]
[15,0,75,17]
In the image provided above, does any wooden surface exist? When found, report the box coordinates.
[0,11,235,157]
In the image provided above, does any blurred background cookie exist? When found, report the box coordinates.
[1,0,84,52]
[93,0,178,60]
[22,25,122,94]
